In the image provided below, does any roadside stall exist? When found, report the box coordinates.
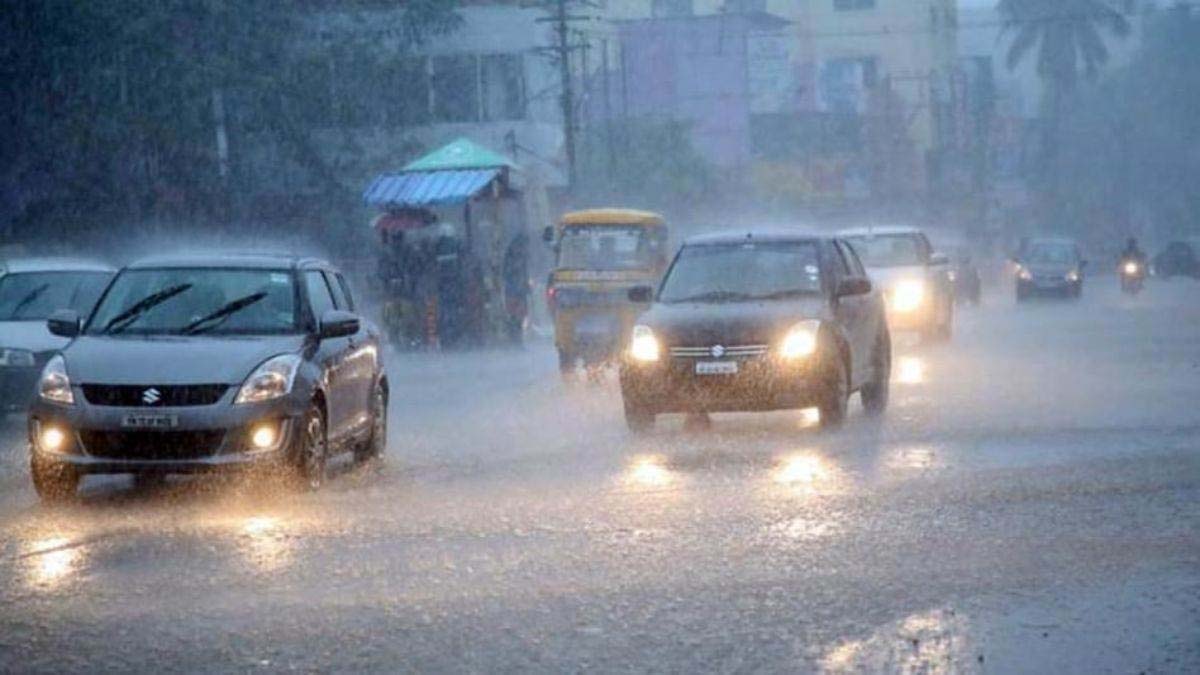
[363,138,528,349]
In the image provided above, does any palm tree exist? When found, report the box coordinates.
[997,0,1130,223]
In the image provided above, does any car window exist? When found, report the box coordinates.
[324,271,350,310]
[335,273,356,311]
[841,241,867,277]
[831,241,856,278]
[303,271,337,323]
[0,271,113,321]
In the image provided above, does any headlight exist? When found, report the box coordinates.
[0,348,35,368]
[780,320,820,359]
[235,354,302,405]
[1017,267,1033,281]
[629,325,660,363]
[1066,270,1080,282]
[37,354,73,405]
[890,280,926,313]
[1123,261,1139,275]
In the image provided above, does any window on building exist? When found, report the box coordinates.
[652,0,693,18]
[481,54,525,121]
[834,0,876,10]
[432,54,478,123]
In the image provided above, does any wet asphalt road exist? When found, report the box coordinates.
[1,279,1198,673]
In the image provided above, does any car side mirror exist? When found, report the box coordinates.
[628,286,654,303]
[929,252,950,266]
[836,277,872,297]
[47,309,81,338]
[541,225,555,244]
[319,310,359,340]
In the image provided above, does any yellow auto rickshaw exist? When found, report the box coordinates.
[543,209,669,376]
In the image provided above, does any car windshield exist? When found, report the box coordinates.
[0,271,113,321]
[1026,243,1077,264]
[658,241,822,303]
[844,234,924,268]
[557,226,657,271]
[85,268,299,336]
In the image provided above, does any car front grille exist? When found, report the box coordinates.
[79,430,227,460]
[81,384,229,407]
[670,345,769,359]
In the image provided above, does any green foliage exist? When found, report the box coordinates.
[1,1,461,250]
[998,0,1131,91]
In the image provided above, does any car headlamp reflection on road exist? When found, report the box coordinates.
[629,325,660,363]
[890,280,926,313]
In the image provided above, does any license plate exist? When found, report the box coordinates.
[121,414,178,429]
[696,361,738,376]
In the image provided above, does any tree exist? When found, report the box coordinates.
[997,0,1130,225]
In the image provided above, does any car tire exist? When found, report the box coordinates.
[816,350,848,431]
[290,403,328,491]
[355,381,387,463]
[558,348,576,380]
[31,456,79,504]
[624,399,655,433]
[860,328,891,417]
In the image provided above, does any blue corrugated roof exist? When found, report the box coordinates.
[362,169,500,208]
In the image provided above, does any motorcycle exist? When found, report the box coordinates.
[1120,259,1145,295]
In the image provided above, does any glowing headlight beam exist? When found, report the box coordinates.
[629,325,660,362]
[780,320,820,359]
[890,280,926,313]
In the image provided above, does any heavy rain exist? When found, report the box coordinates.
[1,1,1198,672]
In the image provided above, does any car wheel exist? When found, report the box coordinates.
[291,403,328,491]
[623,398,655,433]
[356,381,387,462]
[558,348,576,380]
[31,456,79,504]
[860,328,891,416]
[816,350,848,431]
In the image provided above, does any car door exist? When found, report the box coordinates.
[324,270,376,434]
[302,270,354,439]
[828,240,871,387]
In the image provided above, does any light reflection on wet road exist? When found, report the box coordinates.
[0,281,1198,672]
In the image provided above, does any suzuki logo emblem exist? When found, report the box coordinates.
[711,345,726,358]
[142,388,162,405]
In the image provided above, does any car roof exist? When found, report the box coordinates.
[0,257,115,275]
[125,253,332,271]
[684,229,825,246]
[837,225,923,237]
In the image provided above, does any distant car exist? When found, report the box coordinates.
[1152,239,1200,279]
[619,231,890,432]
[1013,237,1086,301]
[0,258,115,412]
[839,226,954,341]
[26,254,387,503]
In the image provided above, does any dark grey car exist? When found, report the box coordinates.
[26,254,388,502]
[619,231,890,432]
[0,258,115,411]
[1014,237,1086,300]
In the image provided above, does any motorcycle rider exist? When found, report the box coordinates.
[1120,237,1146,269]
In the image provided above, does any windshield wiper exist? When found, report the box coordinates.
[9,283,51,318]
[664,290,754,304]
[179,292,267,335]
[750,288,818,301]
[103,283,193,334]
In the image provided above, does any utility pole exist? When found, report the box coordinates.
[533,0,594,193]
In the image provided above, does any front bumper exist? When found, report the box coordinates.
[1018,277,1079,295]
[620,352,824,413]
[28,392,304,475]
